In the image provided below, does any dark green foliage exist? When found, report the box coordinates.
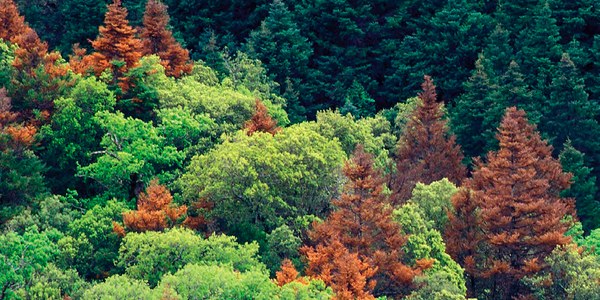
[245,0,312,122]
[560,141,600,233]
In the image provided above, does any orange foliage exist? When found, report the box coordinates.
[112,221,126,238]
[391,75,466,205]
[302,145,422,299]
[140,0,192,77]
[446,107,575,298]
[88,0,143,91]
[123,179,187,232]
[275,259,306,286]
[183,198,214,232]
[0,0,28,43]
[245,99,281,136]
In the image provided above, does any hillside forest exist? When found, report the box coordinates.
[1,0,600,299]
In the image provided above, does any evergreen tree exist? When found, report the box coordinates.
[391,76,466,205]
[140,0,192,78]
[339,80,376,118]
[245,0,312,122]
[540,53,600,159]
[0,0,28,43]
[303,145,423,299]
[88,0,143,93]
[559,140,600,234]
[449,107,574,299]
[451,54,497,161]
[514,1,562,91]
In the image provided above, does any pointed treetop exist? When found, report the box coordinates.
[244,99,281,136]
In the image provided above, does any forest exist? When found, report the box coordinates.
[0,0,599,299]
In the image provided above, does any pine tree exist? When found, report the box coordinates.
[451,53,497,161]
[140,0,192,78]
[559,140,600,234]
[88,0,143,92]
[391,76,466,205]
[303,145,423,299]
[246,0,313,122]
[452,107,574,299]
[122,179,187,232]
[244,99,281,136]
[541,53,600,180]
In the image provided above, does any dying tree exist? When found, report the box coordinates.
[140,0,192,77]
[391,75,466,205]
[244,99,281,136]
[447,107,575,299]
[302,145,425,299]
[88,0,143,91]
[122,179,187,232]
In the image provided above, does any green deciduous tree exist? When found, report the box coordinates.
[180,125,345,240]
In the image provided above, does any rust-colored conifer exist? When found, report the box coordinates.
[140,0,192,77]
[123,179,187,232]
[446,107,575,299]
[245,99,281,136]
[89,0,143,91]
[275,259,307,286]
[0,0,28,43]
[391,75,466,205]
[302,145,422,299]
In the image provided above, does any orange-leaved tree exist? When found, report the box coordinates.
[0,0,28,43]
[302,145,425,299]
[446,107,575,299]
[122,179,187,232]
[87,0,143,92]
[391,75,466,205]
[140,0,192,77]
[244,99,281,136]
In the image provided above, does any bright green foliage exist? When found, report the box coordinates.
[522,244,600,299]
[408,179,458,233]
[263,224,302,274]
[394,203,466,297]
[0,40,16,89]
[41,76,115,193]
[156,107,217,159]
[59,200,127,279]
[180,126,345,239]
[407,271,468,300]
[117,227,263,287]
[15,263,89,300]
[157,71,287,135]
[278,280,334,300]
[559,141,600,233]
[307,110,390,166]
[0,227,59,300]
[159,264,277,299]
[340,80,376,118]
[83,274,159,300]
[119,55,170,121]
[77,111,183,200]
[245,0,312,122]
[579,228,600,256]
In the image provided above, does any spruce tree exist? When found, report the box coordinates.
[140,0,192,78]
[391,76,466,205]
[448,107,574,299]
[559,140,600,234]
[303,145,423,298]
[88,0,143,92]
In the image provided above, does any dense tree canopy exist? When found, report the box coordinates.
[0,0,599,298]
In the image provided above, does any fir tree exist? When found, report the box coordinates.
[449,107,574,299]
[88,0,143,92]
[140,0,192,78]
[303,145,423,299]
[559,140,600,234]
[391,76,466,205]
